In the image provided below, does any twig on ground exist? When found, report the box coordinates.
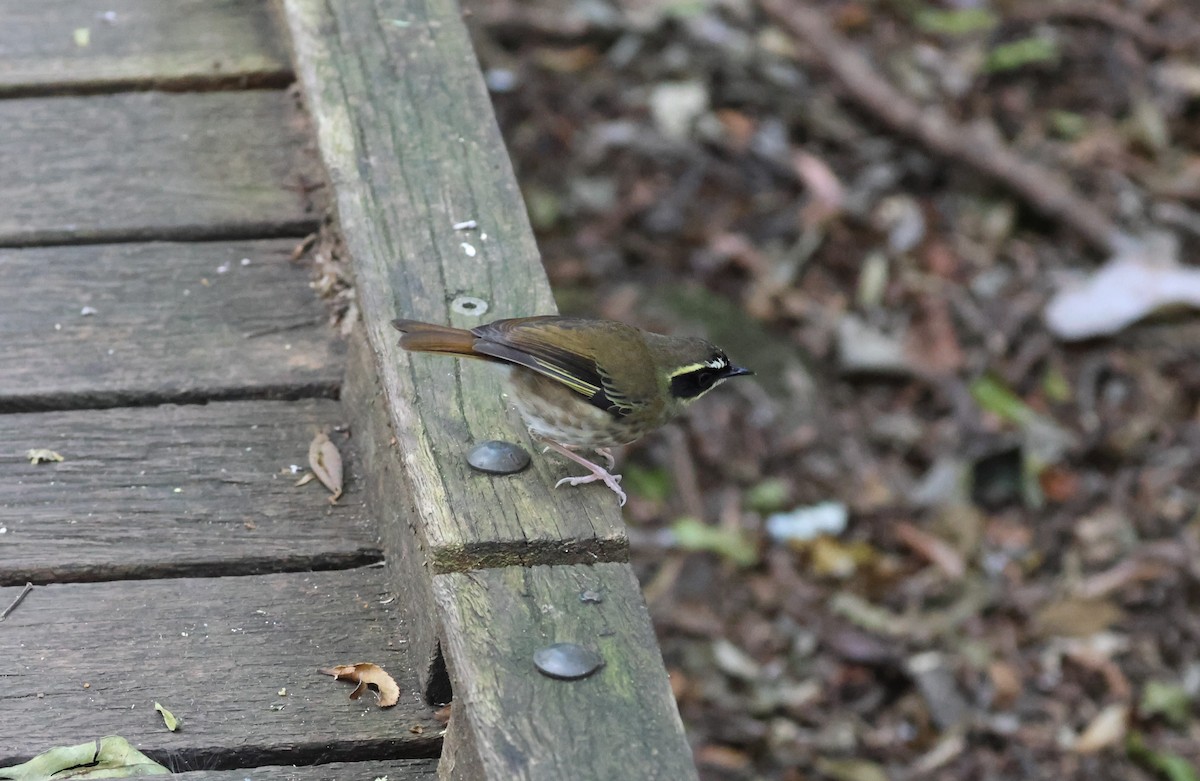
[1011,2,1197,54]
[758,0,1124,255]
[1,582,34,622]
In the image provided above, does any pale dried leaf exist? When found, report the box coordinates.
[1045,233,1200,340]
[308,432,343,502]
[154,701,180,731]
[26,449,64,464]
[1074,703,1129,753]
[319,662,399,708]
[792,150,845,226]
[1033,597,1123,638]
[814,757,889,781]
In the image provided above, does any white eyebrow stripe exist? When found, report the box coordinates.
[704,358,727,369]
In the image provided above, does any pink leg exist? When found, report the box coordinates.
[536,436,627,506]
[595,447,616,470]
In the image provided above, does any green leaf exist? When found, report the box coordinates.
[621,463,673,503]
[1127,731,1200,781]
[1048,110,1088,141]
[1140,680,1193,729]
[670,517,758,567]
[153,701,180,732]
[970,375,1034,425]
[745,478,790,513]
[523,185,562,231]
[915,8,997,35]
[1041,363,1072,402]
[985,36,1059,72]
[663,0,712,18]
[0,736,170,779]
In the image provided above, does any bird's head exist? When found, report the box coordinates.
[645,335,752,409]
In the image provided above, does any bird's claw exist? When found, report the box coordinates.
[536,435,627,506]
[554,470,627,506]
[594,447,617,470]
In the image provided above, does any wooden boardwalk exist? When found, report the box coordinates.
[0,2,437,777]
[2,1,699,778]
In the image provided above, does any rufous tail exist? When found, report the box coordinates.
[391,319,483,358]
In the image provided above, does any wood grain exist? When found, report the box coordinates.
[0,240,341,410]
[280,0,629,570]
[0,91,319,247]
[0,0,291,96]
[433,564,699,781]
[0,569,443,768]
[0,400,378,585]
[172,760,437,779]
[343,329,451,705]
[279,1,697,775]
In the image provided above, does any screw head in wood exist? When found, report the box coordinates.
[466,440,531,475]
[450,295,489,317]
[534,643,605,681]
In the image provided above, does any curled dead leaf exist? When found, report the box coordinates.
[319,662,399,708]
[308,432,343,502]
[153,701,180,731]
[26,448,64,464]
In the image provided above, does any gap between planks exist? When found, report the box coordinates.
[0,239,342,413]
[0,399,378,586]
[0,568,443,768]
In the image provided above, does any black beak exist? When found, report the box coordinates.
[726,365,753,378]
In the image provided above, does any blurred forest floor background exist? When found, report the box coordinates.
[457,1,1200,778]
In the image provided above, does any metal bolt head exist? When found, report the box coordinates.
[534,643,604,681]
[466,440,531,475]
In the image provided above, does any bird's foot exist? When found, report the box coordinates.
[594,447,616,470]
[537,437,627,506]
[554,470,625,506]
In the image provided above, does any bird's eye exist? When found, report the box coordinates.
[670,367,722,399]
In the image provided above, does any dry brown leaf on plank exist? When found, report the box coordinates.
[308,431,343,502]
[318,662,399,707]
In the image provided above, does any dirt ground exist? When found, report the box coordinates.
[462,1,1200,778]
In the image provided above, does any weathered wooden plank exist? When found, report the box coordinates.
[0,400,378,585]
[0,240,341,410]
[343,329,450,705]
[435,701,486,781]
[173,760,438,779]
[432,563,699,781]
[0,0,291,96]
[0,756,438,780]
[280,0,629,570]
[0,91,319,247]
[280,2,698,775]
[0,569,443,768]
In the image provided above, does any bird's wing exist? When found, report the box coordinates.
[470,317,633,416]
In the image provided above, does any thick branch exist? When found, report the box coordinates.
[760,0,1123,255]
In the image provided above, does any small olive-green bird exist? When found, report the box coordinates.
[392,316,751,505]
